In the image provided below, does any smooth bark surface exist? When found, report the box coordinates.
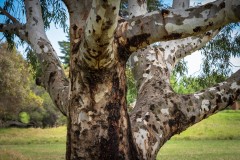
[0,0,239,159]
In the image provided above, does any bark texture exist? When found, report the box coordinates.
[0,0,240,159]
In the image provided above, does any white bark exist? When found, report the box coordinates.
[81,0,121,69]
[116,0,240,52]
[128,0,147,18]
[24,0,69,115]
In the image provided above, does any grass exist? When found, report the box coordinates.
[157,140,240,160]
[0,126,66,145]
[172,110,240,140]
[0,110,240,159]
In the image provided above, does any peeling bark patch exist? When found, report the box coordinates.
[201,99,210,112]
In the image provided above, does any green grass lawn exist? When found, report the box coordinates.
[0,110,240,160]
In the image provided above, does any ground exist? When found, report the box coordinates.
[0,110,240,160]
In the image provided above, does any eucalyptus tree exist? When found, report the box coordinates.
[0,0,240,159]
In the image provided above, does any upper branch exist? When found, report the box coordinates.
[0,23,28,42]
[80,0,120,69]
[160,29,220,71]
[24,0,69,115]
[179,69,240,131]
[0,7,20,24]
[116,0,240,52]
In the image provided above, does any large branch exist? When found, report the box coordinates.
[130,68,240,159]
[0,23,28,42]
[130,28,219,91]
[24,0,69,116]
[116,0,240,52]
[80,0,121,69]
[159,29,220,70]
[179,69,240,130]
[0,7,19,24]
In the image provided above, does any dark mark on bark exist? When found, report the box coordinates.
[48,71,57,86]
[190,116,195,123]
[204,3,213,9]
[96,15,102,23]
[163,33,182,40]
[127,33,151,47]
[193,26,201,32]
[145,114,150,122]
[72,24,78,30]
[161,9,170,17]
[219,2,225,9]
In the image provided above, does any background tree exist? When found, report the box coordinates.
[0,43,42,123]
[0,42,66,128]
[0,0,240,159]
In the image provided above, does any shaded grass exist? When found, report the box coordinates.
[0,126,66,145]
[0,144,65,160]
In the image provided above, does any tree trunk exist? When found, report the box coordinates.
[66,54,139,159]
[1,0,240,159]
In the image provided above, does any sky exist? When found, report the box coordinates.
[0,0,239,76]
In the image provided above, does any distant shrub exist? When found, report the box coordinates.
[19,112,30,124]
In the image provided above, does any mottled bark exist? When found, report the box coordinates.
[24,0,69,115]
[67,59,139,159]
[0,0,240,159]
[128,0,236,159]
[66,0,139,159]
[116,0,240,52]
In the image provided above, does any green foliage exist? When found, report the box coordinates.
[0,43,40,121]
[19,112,30,124]
[58,34,70,67]
[40,0,68,32]
[200,23,240,77]
[26,48,42,78]
[0,42,66,128]
[171,72,227,94]
[147,0,165,11]
[126,67,137,105]
[171,76,201,94]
